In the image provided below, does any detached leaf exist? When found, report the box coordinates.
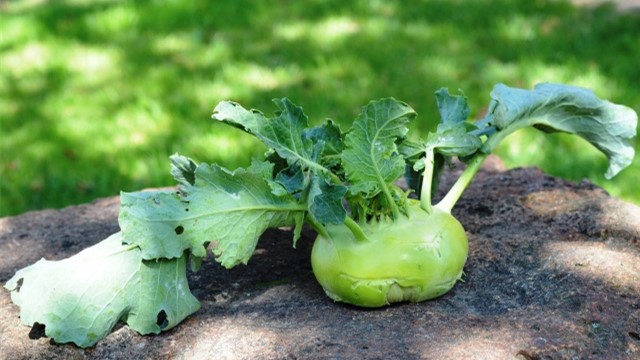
[119,162,305,268]
[4,233,200,348]
[342,98,416,196]
[486,83,638,178]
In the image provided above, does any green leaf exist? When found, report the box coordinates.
[4,233,200,348]
[428,88,482,158]
[484,83,638,178]
[170,154,198,188]
[276,164,305,196]
[435,88,470,125]
[243,157,290,197]
[425,123,482,158]
[211,100,265,134]
[398,139,424,164]
[402,90,482,209]
[213,98,335,177]
[308,176,347,224]
[119,162,306,268]
[214,99,349,228]
[342,98,416,196]
[303,120,344,156]
[213,99,348,227]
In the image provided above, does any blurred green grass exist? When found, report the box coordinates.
[1,0,639,217]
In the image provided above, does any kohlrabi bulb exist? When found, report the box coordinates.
[311,200,468,307]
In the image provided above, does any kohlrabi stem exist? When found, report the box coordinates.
[383,185,401,220]
[344,217,369,242]
[435,152,488,213]
[420,147,435,214]
[305,214,331,239]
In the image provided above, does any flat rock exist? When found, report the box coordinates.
[1,157,639,359]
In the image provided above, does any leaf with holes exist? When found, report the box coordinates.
[5,83,637,348]
[119,160,306,268]
[3,233,200,348]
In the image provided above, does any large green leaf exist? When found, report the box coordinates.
[342,98,416,196]
[484,83,638,179]
[4,233,200,348]
[212,98,338,176]
[119,161,306,268]
[212,99,346,226]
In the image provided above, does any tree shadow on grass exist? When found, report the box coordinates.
[2,0,639,214]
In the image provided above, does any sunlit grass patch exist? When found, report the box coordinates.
[1,0,638,216]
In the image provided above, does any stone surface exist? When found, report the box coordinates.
[1,157,639,359]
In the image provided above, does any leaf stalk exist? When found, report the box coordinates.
[344,217,369,242]
[435,152,488,213]
[305,214,331,239]
[419,147,435,214]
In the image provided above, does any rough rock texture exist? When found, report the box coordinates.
[1,157,639,360]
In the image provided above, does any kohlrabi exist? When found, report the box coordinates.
[312,83,638,307]
[4,83,637,347]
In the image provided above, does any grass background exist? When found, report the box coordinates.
[1,0,639,217]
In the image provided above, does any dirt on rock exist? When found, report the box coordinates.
[1,156,639,360]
